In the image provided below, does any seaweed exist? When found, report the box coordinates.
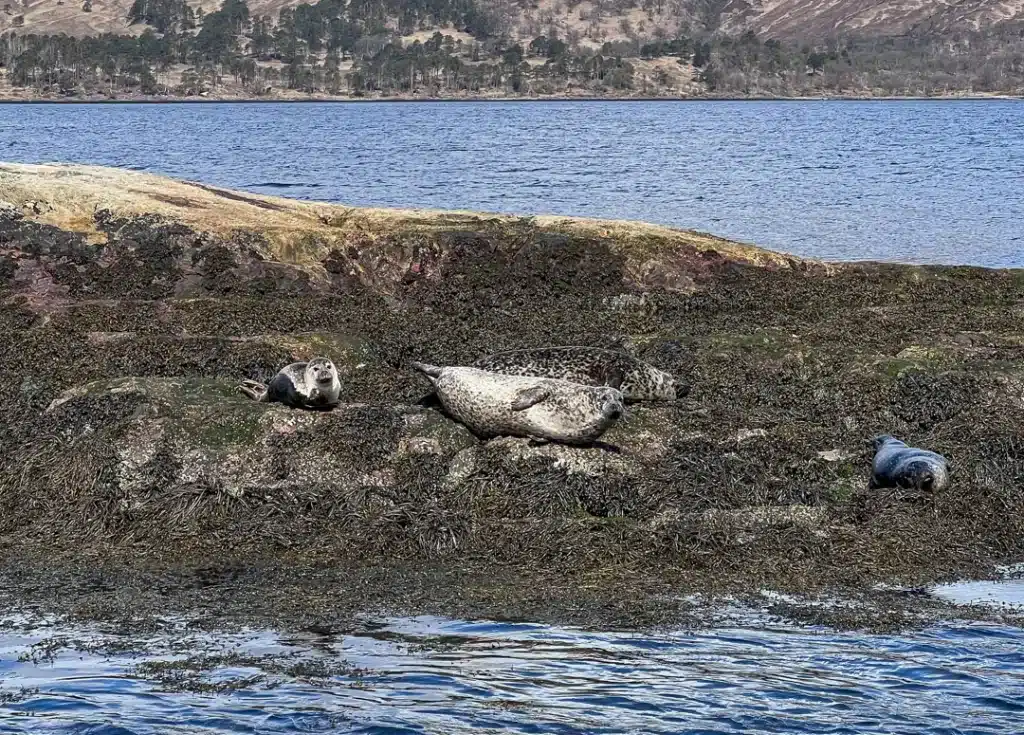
[0,181,1023,630]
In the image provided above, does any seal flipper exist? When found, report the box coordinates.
[303,385,338,411]
[409,360,443,383]
[239,380,269,402]
[511,386,550,411]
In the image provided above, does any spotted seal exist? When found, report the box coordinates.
[239,357,341,410]
[869,435,950,492]
[410,361,625,445]
[471,346,688,402]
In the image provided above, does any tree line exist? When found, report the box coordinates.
[1,0,1022,97]
[696,28,1024,96]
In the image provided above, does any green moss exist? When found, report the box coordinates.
[705,329,799,358]
[66,376,243,404]
[180,407,265,449]
[174,377,248,404]
[874,350,947,379]
[825,477,861,503]
[150,379,266,448]
[54,377,264,449]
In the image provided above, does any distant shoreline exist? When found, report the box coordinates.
[0,93,1021,104]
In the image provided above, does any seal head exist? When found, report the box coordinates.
[411,361,625,445]
[304,357,340,403]
[869,435,950,492]
[471,346,688,402]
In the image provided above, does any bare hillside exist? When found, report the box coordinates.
[4,0,1023,40]
[719,0,1024,39]
[1,0,135,36]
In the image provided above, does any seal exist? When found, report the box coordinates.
[471,346,688,402]
[239,357,341,410]
[410,361,625,445]
[869,435,950,492]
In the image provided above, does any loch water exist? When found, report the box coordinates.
[2,590,1024,735]
[1,99,1022,266]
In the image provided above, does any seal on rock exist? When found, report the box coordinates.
[239,357,341,410]
[410,361,625,445]
[471,346,688,402]
[869,435,950,492]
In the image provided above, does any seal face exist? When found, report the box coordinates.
[472,346,688,402]
[869,435,950,492]
[410,361,625,445]
[239,357,341,410]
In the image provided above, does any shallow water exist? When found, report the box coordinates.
[1,100,1022,266]
[1,609,1024,734]
[933,580,1024,610]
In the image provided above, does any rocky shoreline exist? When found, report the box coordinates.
[1,162,1023,631]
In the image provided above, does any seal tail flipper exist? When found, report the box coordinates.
[409,360,443,380]
[238,380,269,402]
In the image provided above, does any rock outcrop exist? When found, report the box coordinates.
[2,162,1024,600]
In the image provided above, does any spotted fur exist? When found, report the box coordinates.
[471,346,687,403]
[239,357,341,410]
[869,435,950,492]
[411,361,625,445]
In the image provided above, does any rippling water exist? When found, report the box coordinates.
[2,605,1024,734]
[1,100,1022,266]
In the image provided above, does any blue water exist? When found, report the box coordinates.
[1,100,1022,266]
[2,609,1024,734]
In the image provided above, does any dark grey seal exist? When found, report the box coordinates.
[410,361,625,445]
[239,357,341,410]
[869,435,950,492]
[471,346,688,402]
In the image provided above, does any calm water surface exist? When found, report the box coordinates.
[2,607,1024,734]
[0,100,1022,266]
